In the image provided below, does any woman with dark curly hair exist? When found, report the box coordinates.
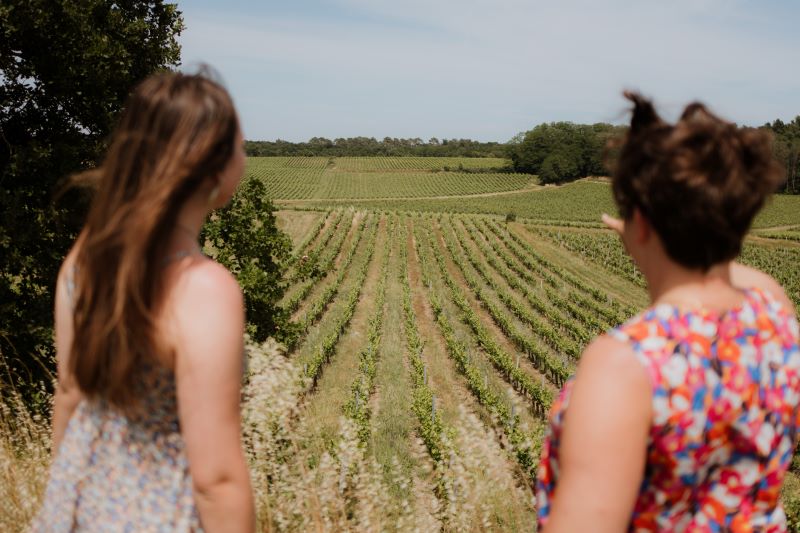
[537,92,799,532]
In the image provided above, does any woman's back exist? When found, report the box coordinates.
[538,288,800,530]
[33,361,201,531]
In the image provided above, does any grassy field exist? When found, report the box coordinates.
[4,157,800,531]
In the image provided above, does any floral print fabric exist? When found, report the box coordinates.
[537,288,800,532]
[31,363,202,532]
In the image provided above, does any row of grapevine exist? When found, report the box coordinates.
[460,218,593,344]
[504,222,638,319]
[289,216,374,349]
[739,244,800,308]
[412,220,543,479]
[472,219,612,335]
[434,219,571,388]
[284,212,360,314]
[302,218,380,386]
[288,209,332,261]
[532,224,800,310]
[332,157,509,172]
[250,166,326,199]
[446,218,582,361]
[344,217,395,443]
[288,209,347,283]
[308,172,532,200]
[399,222,452,463]
[483,220,634,324]
[247,156,330,170]
[531,226,645,288]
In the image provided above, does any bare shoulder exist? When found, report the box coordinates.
[577,335,644,382]
[568,334,652,418]
[170,258,243,308]
[163,259,244,357]
[730,262,794,312]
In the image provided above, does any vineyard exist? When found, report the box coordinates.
[4,157,800,531]
[258,202,800,529]
[246,156,535,200]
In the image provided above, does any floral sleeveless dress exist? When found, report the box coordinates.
[537,288,800,531]
[31,362,202,532]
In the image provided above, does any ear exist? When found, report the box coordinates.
[631,208,651,245]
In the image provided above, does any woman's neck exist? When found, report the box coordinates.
[174,197,210,239]
[647,261,743,312]
[166,196,212,257]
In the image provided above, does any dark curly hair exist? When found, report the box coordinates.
[610,92,785,271]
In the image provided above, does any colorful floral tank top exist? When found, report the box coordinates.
[537,288,800,531]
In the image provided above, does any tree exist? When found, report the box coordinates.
[764,116,800,194]
[539,150,579,184]
[201,178,293,345]
[507,122,624,183]
[0,1,184,392]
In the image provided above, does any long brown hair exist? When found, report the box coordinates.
[70,70,239,408]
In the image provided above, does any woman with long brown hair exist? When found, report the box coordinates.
[33,71,255,531]
[536,93,800,531]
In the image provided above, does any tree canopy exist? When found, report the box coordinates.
[506,122,623,184]
[764,117,800,194]
[245,137,507,158]
[0,1,184,391]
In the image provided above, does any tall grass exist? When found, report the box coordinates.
[2,340,502,531]
[0,377,51,532]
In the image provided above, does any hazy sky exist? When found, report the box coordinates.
[179,0,799,142]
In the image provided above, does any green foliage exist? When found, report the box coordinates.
[344,218,393,444]
[507,122,622,183]
[763,117,800,194]
[505,212,516,223]
[399,239,450,463]
[539,151,577,184]
[413,222,543,478]
[286,180,618,223]
[534,224,800,311]
[302,220,379,385]
[201,178,293,343]
[289,215,371,347]
[244,137,506,157]
[0,1,183,389]
[287,180,800,229]
[246,157,528,200]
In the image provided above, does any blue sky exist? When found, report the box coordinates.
[179,0,799,142]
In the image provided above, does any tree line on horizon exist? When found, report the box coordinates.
[244,137,508,158]
[246,119,799,193]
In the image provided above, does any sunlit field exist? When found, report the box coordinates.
[4,157,800,531]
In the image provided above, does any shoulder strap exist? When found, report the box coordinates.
[65,264,77,309]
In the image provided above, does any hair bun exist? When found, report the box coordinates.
[624,91,663,134]
[611,92,786,271]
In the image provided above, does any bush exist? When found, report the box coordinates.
[505,213,516,223]
[201,177,293,344]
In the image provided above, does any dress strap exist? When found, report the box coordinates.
[161,249,203,267]
[65,264,77,310]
